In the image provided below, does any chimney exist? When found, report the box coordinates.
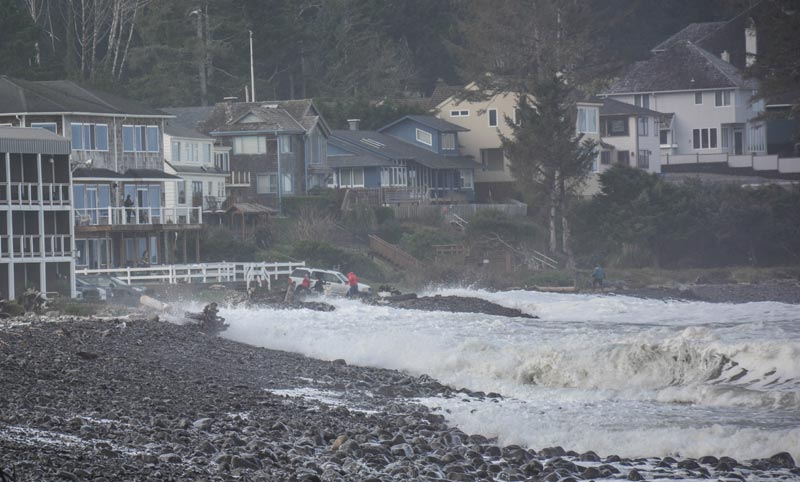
[745,18,757,67]
[347,119,361,131]
[721,50,730,63]
[223,96,238,103]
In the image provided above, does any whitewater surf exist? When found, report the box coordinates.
[220,288,800,462]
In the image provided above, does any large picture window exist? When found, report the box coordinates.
[71,123,108,151]
[233,136,270,154]
[256,173,278,193]
[692,128,718,149]
[601,117,628,137]
[338,168,364,187]
[123,124,159,152]
[578,107,598,134]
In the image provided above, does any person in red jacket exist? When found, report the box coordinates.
[347,271,359,297]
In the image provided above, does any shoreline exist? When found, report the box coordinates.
[2,315,798,481]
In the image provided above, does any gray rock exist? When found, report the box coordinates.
[230,455,259,470]
[192,417,213,430]
[627,468,644,481]
[158,453,181,464]
[770,452,796,468]
[390,443,414,458]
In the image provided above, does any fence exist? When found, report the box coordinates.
[76,261,306,291]
[392,203,528,220]
[664,153,800,174]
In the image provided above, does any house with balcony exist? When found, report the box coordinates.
[166,99,330,213]
[0,127,74,299]
[162,120,228,224]
[595,98,663,174]
[432,81,523,202]
[0,76,203,270]
[328,116,479,204]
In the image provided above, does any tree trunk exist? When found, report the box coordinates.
[117,1,138,80]
[548,176,557,253]
[196,8,207,106]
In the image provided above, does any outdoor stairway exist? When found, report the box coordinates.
[445,212,468,231]
[368,235,421,270]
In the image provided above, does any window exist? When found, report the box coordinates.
[256,174,278,193]
[217,182,225,197]
[233,136,267,154]
[638,117,649,136]
[122,124,158,152]
[415,128,433,146]
[203,144,212,162]
[381,166,408,187]
[192,180,203,196]
[488,108,498,127]
[282,174,293,194]
[617,151,630,166]
[692,128,718,149]
[31,122,57,133]
[71,123,108,151]
[578,107,598,134]
[460,169,474,189]
[171,141,181,161]
[695,92,703,105]
[480,148,505,171]
[715,90,731,107]
[449,110,469,117]
[441,133,456,150]
[601,117,628,137]
[178,181,186,204]
[637,150,650,169]
[339,168,364,187]
[660,130,670,146]
[215,151,229,171]
[279,135,293,154]
[721,126,731,149]
[601,151,611,165]
[634,94,650,109]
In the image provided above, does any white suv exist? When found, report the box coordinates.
[289,268,371,296]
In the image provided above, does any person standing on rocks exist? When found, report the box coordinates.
[284,278,296,303]
[347,272,359,298]
[592,265,606,290]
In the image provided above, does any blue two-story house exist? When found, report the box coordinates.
[328,116,478,203]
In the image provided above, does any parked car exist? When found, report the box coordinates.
[77,275,146,300]
[75,277,107,302]
[289,268,371,297]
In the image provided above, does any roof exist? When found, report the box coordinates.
[166,99,329,137]
[168,163,228,175]
[379,115,469,133]
[125,169,182,181]
[326,154,394,168]
[605,41,755,94]
[0,76,169,117]
[599,98,664,117]
[164,120,211,140]
[72,167,127,180]
[0,126,71,155]
[430,81,465,109]
[330,129,480,170]
[226,203,276,214]
[651,22,726,53]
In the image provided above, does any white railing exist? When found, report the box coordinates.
[12,235,40,258]
[41,183,71,205]
[9,182,40,204]
[663,153,800,174]
[0,235,8,258]
[76,261,306,290]
[74,206,203,227]
[227,171,251,186]
[44,234,71,257]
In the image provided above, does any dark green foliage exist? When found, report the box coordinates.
[291,240,383,280]
[377,219,404,244]
[199,226,258,262]
[253,226,273,249]
[341,204,376,238]
[282,192,339,217]
[63,303,98,317]
[465,210,537,245]
[400,228,456,260]
[572,166,800,268]
[0,0,37,77]
[374,206,395,225]
[2,300,25,317]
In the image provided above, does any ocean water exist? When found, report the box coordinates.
[218,288,800,462]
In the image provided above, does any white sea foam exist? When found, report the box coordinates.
[218,289,800,460]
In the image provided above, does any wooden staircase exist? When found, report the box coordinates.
[368,235,421,269]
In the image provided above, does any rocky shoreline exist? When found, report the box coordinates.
[2,314,798,481]
[618,279,800,304]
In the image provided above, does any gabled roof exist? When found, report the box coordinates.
[379,115,469,133]
[0,76,168,117]
[599,98,664,117]
[430,81,465,109]
[651,22,726,53]
[0,126,72,155]
[605,41,755,94]
[176,99,329,136]
[164,120,211,140]
[330,129,479,170]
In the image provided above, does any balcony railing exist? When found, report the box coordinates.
[44,234,72,257]
[226,170,251,187]
[0,234,73,258]
[12,235,41,258]
[1,182,71,205]
[74,206,203,227]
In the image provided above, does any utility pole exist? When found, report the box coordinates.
[249,30,256,102]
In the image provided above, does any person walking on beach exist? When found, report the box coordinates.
[592,265,606,290]
[347,272,359,298]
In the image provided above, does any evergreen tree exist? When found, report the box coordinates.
[500,76,597,257]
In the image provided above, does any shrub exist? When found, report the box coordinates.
[341,204,376,238]
[2,300,25,317]
[400,228,456,260]
[63,303,98,317]
[374,206,395,225]
[291,240,384,281]
[199,226,258,262]
[282,191,339,216]
[466,209,537,245]
[377,218,404,244]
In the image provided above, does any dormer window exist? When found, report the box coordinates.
[441,133,456,150]
[415,128,433,146]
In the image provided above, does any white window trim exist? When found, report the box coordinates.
[415,128,433,146]
[30,122,58,133]
[714,90,732,108]
[692,127,719,150]
[487,108,498,127]
[122,124,157,153]
[72,122,109,152]
[256,173,278,194]
[449,110,469,117]
[694,92,703,105]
